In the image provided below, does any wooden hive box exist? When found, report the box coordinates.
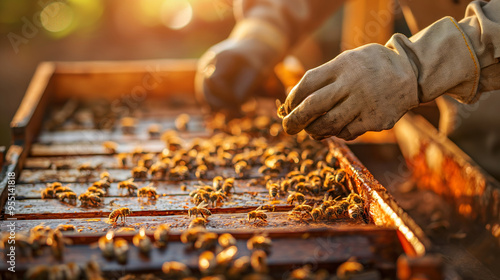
[0,60,435,279]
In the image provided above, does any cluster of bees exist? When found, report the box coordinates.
[41,182,77,205]
[0,224,73,262]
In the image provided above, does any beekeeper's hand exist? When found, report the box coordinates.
[195,19,288,112]
[283,1,500,140]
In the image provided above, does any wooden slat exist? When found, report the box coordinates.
[15,179,268,198]
[18,166,265,184]
[0,226,402,278]
[13,193,285,217]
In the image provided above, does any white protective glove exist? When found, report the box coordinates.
[283,0,500,140]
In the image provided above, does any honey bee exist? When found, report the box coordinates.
[323,183,347,201]
[337,257,364,279]
[1,232,33,257]
[47,229,71,260]
[24,265,49,279]
[162,261,191,279]
[53,184,73,194]
[218,233,236,248]
[108,207,132,225]
[103,141,118,154]
[334,169,347,184]
[247,234,272,253]
[150,161,168,178]
[56,224,76,231]
[300,159,314,174]
[325,152,339,168]
[227,256,251,279]
[325,205,344,220]
[216,245,238,268]
[79,192,102,207]
[117,153,128,169]
[267,182,279,200]
[191,189,211,205]
[247,206,268,223]
[212,176,224,190]
[138,185,158,200]
[169,165,189,180]
[57,191,77,205]
[310,203,324,221]
[148,123,161,138]
[195,164,208,179]
[188,202,212,219]
[121,117,137,134]
[287,192,305,205]
[84,260,104,280]
[234,160,249,178]
[87,186,106,197]
[194,232,218,250]
[209,190,227,207]
[260,204,276,212]
[288,265,315,280]
[198,251,216,274]
[347,193,363,204]
[348,203,363,220]
[290,202,313,218]
[77,162,95,173]
[189,217,208,229]
[175,113,190,131]
[154,224,170,248]
[113,238,129,264]
[276,99,287,119]
[180,226,206,244]
[221,177,235,195]
[41,187,55,199]
[118,179,138,196]
[250,250,268,274]
[132,166,148,179]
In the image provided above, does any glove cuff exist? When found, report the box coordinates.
[386,17,480,104]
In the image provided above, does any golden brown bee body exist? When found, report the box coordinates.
[337,257,364,279]
[154,224,170,248]
[54,186,73,194]
[218,233,236,248]
[188,202,212,219]
[78,192,102,207]
[181,226,206,244]
[310,204,324,221]
[132,166,148,179]
[57,191,77,205]
[227,256,251,279]
[56,224,76,232]
[189,217,208,228]
[195,164,208,179]
[287,192,305,205]
[198,250,216,274]
[212,176,224,190]
[103,141,118,154]
[221,177,235,195]
[276,99,287,119]
[194,232,218,250]
[300,159,314,174]
[118,179,138,196]
[347,193,363,204]
[162,261,191,278]
[169,165,189,180]
[84,260,104,280]
[175,113,190,131]
[41,188,55,199]
[47,229,70,260]
[24,265,50,279]
[267,183,279,200]
[108,207,132,225]
[117,153,128,169]
[150,161,168,178]
[290,202,313,219]
[148,123,161,138]
[121,117,137,134]
[234,160,249,178]
[191,189,211,205]
[325,205,344,220]
[114,238,129,264]
[335,169,347,184]
[250,250,268,274]
[87,186,106,197]
[92,179,111,194]
[138,185,158,200]
[247,206,268,223]
[77,163,95,173]
[209,190,227,207]
[348,203,363,220]
[260,204,276,212]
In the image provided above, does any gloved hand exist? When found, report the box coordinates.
[195,19,288,112]
[282,17,483,140]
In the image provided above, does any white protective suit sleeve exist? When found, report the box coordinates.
[282,0,500,140]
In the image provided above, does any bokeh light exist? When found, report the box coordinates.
[161,0,193,30]
[40,2,74,33]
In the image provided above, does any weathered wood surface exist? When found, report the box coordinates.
[0,213,371,234]
[15,180,267,198]
[13,192,284,217]
[18,166,265,183]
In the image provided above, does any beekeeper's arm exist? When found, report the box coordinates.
[195,0,344,111]
[282,0,500,140]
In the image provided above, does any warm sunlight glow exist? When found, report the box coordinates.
[41,2,74,33]
[161,0,193,30]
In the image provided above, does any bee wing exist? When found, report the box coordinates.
[127,178,134,182]
[255,205,263,211]
[275,99,282,109]
[199,201,208,208]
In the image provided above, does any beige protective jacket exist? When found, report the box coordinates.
[236,0,500,178]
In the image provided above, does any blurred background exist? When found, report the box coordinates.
[0,0,410,149]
